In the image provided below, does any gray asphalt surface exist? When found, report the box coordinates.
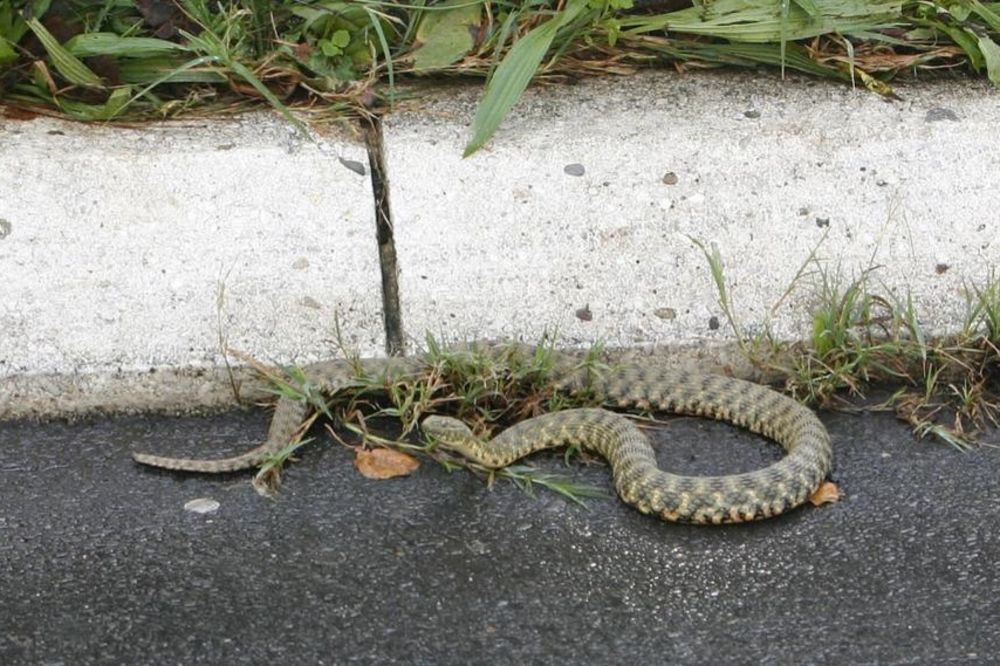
[2,406,998,665]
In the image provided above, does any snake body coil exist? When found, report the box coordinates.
[132,349,832,523]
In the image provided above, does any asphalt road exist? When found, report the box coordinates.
[2,406,998,665]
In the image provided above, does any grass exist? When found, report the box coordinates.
[362,336,611,501]
[696,237,1000,451]
[254,332,612,501]
[254,252,1000,502]
[3,1,1000,154]
[7,2,996,493]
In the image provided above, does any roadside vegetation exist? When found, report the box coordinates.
[695,238,1000,452]
[6,2,997,499]
[3,1,1000,154]
[245,251,999,499]
[244,333,615,497]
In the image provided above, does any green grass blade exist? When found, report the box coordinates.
[108,54,220,118]
[914,17,984,71]
[117,57,227,85]
[968,0,1000,32]
[792,0,821,16]
[621,0,903,43]
[363,5,396,99]
[780,0,789,77]
[56,86,131,121]
[976,34,1000,84]
[226,59,311,137]
[0,37,16,67]
[463,0,587,157]
[25,17,103,88]
[65,33,188,58]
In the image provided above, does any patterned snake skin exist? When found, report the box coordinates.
[132,349,832,523]
[425,407,829,524]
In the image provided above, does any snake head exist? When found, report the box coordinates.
[421,415,483,459]
[421,415,472,440]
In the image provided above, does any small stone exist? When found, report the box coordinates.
[0,219,10,240]
[300,296,322,309]
[184,498,220,514]
[935,263,950,275]
[575,304,593,321]
[925,107,959,123]
[816,217,830,228]
[654,307,676,320]
[708,316,720,330]
[292,257,310,270]
[564,163,585,177]
[339,157,367,176]
[743,109,761,119]
[661,172,678,185]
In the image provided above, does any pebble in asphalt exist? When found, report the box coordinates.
[1,407,998,664]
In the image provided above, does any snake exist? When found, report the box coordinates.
[132,347,833,524]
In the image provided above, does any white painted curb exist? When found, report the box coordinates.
[2,71,997,418]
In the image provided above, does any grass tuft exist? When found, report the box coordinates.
[695,239,1000,449]
[291,334,611,506]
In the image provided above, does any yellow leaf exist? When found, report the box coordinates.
[809,480,843,506]
[354,448,420,480]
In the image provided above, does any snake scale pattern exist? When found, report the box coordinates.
[133,348,833,524]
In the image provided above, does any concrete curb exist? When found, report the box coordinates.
[2,70,997,418]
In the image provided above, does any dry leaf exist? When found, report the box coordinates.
[809,481,843,506]
[354,448,420,480]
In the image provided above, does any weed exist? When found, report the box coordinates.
[694,238,1000,449]
[286,334,612,506]
[495,464,609,506]
[248,255,998,500]
[254,437,313,495]
[3,2,1000,152]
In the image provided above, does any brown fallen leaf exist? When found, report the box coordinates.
[354,448,420,480]
[809,481,843,506]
